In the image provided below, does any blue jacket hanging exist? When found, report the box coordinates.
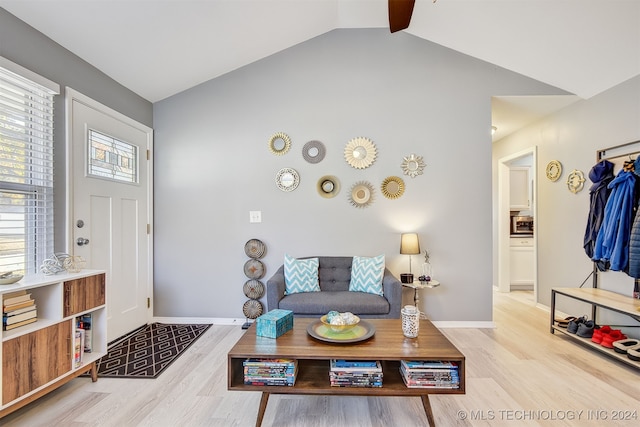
[593,170,637,271]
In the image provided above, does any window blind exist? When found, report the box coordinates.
[0,58,59,275]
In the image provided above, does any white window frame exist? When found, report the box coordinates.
[0,57,60,276]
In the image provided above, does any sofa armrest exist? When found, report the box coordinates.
[266,265,286,311]
[382,268,402,318]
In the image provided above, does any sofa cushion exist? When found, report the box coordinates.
[284,254,320,295]
[317,256,353,292]
[278,291,390,315]
[349,255,385,296]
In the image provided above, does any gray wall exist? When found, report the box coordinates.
[493,75,640,311]
[0,8,153,249]
[153,28,567,321]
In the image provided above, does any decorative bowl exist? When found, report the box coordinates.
[320,314,360,333]
[0,274,24,285]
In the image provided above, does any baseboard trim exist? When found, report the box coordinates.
[152,316,248,326]
[153,317,495,329]
[431,321,496,329]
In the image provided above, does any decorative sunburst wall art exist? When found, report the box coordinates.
[275,167,300,192]
[567,169,585,194]
[317,175,340,198]
[546,160,562,181]
[344,137,377,169]
[381,176,405,199]
[268,132,291,155]
[401,153,425,178]
[349,181,375,208]
[302,140,326,163]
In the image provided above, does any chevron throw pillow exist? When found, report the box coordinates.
[284,254,320,295]
[349,255,385,296]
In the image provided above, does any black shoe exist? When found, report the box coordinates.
[576,320,595,338]
[567,316,587,334]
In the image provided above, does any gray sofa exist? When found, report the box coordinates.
[266,256,402,319]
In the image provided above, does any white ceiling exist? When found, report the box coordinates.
[2,0,638,139]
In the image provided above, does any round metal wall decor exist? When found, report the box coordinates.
[244,259,265,279]
[275,167,300,192]
[244,239,266,259]
[546,160,562,181]
[302,140,326,164]
[567,169,586,194]
[317,175,340,198]
[242,299,264,319]
[243,279,265,299]
[344,137,377,169]
[268,132,291,155]
[349,181,375,208]
[401,154,425,178]
[381,176,405,199]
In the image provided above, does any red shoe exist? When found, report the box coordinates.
[591,325,611,344]
[601,330,627,348]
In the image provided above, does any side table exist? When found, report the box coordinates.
[402,280,440,308]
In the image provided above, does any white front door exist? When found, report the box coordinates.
[67,88,153,341]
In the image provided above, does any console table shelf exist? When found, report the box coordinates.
[229,359,462,396]
[550,287,640,370]
[1,270,106,418]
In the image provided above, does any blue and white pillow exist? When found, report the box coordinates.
[284,254,320,295]
[349,255,385,296]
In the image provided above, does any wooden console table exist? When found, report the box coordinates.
[228,317,465,427]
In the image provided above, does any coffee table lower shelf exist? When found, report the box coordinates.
[228,359,463,427]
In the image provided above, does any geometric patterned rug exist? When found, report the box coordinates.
[94,323,212,378]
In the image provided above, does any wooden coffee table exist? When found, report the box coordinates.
[227,318,465,427]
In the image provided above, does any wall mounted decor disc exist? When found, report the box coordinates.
[344,137,377,169]
[242,299,264,319]
[275,167,300,192]
[567,169,586,194]
[546,160,562,181]
[349,181,375,208]
[244,259,265,279]
[243,279,265,299]
[401,154,425,178]
[302,140,326,164]
[381,176,405,199]
[317,175,340,198]
[268,132,291,155]
[244,239,266,259]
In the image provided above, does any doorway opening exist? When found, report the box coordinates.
[497,147,538,302]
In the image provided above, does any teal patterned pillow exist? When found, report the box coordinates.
[349,255,385,296]
[284,254,320,295]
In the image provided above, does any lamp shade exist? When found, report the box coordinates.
[400,233,420,255]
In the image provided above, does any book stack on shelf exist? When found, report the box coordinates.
[76,314,93,353]
[73,314,93,368]
[243,358,297,386]
[73,328,85,368]
[400,360,460,389]
[2,290,37,331]
[329,359,383,388]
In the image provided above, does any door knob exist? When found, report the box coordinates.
[77,237,90,246]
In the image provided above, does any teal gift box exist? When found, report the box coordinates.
[256,309,294,338]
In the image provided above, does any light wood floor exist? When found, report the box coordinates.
[3,290,639,426]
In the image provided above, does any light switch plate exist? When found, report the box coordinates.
[249,211,262,223]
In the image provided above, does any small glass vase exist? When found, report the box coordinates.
[421,262,433,282]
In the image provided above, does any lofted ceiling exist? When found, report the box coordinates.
[1,0,638,140]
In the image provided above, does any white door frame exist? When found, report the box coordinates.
[64,87,154,323]
[497,146,538,301]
